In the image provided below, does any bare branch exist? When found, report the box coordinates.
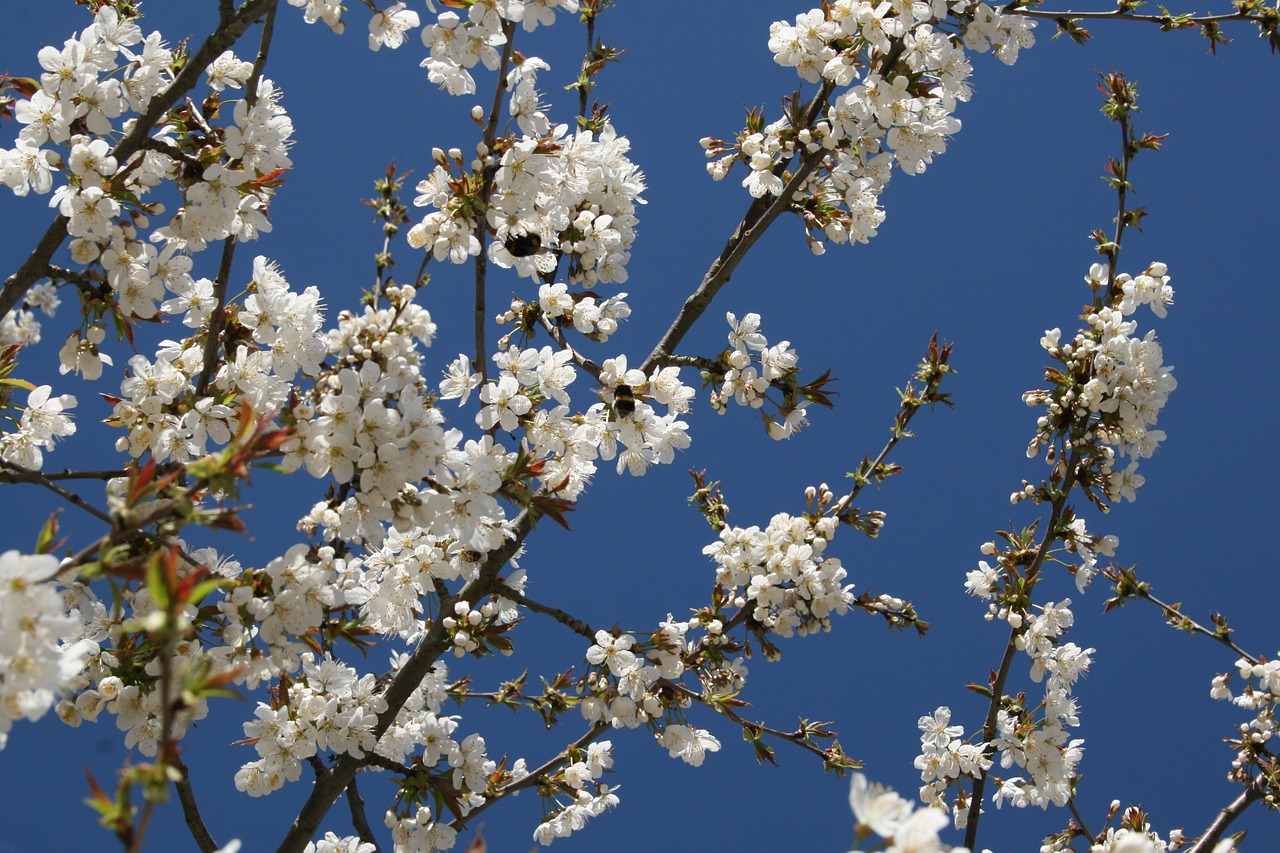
[173,756,220,853]
[346,777,381,852]
[1188,777,1267,853]
[497,583,598,642]
[0,459,112,523]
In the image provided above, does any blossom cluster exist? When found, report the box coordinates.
[847,772,959,853]
[236,651,388,796]
[229,647,507,849]
[0,6,294,344]
[989,597,1092,811]
[1210,655,1280,794]
[342,527,517,643]
[530,740,618,845]
[950,527,1104,818]
[0,282,59,348]
[702,505,855,641]
[711,311,811,439]
[0,383,77,471]
[704,1,1034,253]
[1025,262,1177,505]
[580,624,688,731]
[107,256,326,464]
[0,551,96,751]
[408,117,646,290]
[928,265,1178,825]
[530,281,631,343]
[413,1,581,96]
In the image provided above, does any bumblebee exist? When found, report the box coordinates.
[502,230,545,258]
[612,383,637,419]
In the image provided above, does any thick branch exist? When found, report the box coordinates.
[1188,777,1266,853]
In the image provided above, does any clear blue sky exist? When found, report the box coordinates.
[2,2,1277,851]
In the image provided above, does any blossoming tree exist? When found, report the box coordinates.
[1,1,1277,851]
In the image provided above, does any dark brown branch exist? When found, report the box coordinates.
[445,724,611,829]
[1188,777,1267,853]
[1067,796,1093,845]
[173,756,220,853]
[0,466,127,482]
[1119,580,1256,663]
[965,455,1078,847]
[345,777,381,852]
[1008,6,1267,25]
[639,146,827,375]
[497,583,598,642]
[244,1,278,110]
[194,235,239,396]
[0,460,112,523]
[535,314,601,380]
[656,354,718,371]
[472,22,518,386]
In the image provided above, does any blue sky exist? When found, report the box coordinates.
[2,2,1278,851]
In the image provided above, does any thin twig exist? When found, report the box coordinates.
[194,235,239,395]
[965,458,1077,847]
[445,724,611,829]
[0,460,112,523]
[497,583,598,641]
[1067,797,1093,846]
[1007,6,1266,25]
[472,22,518,386]
[535,314,601,379]
[1119,580,1256,663]
[244,1,278,110]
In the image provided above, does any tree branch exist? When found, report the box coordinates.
[1188,777,1266,853]
[0,459,112,523]
[497,583,598,642]
[173,755,220,853]
[444,723,611,829]
[640,146,827,375]
[345,776,381,852]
